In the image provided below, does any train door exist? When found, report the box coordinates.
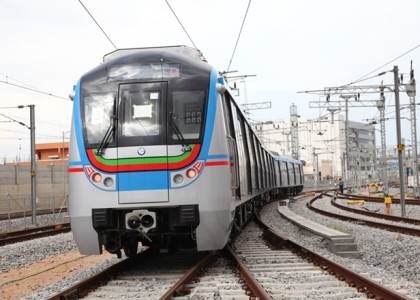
[231,105,248,199]
[221,93,239,199]
[255,145,264,190]
[246,126,258,194]
[116,82,169,204]
[240,121,252,195]
[282,161,289,186]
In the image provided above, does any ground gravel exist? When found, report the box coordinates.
[0,214,76,272]
[4,195,420,299]
[19,258,119,300]
[0,215,120,300]
[0,213,68,234]
[260,193,420,299]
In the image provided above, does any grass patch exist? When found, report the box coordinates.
[328,222,352,234]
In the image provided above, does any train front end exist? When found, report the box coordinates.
[68,47,233,257]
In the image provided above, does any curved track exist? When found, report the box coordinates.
[307,193,420,237]
[332,193,420,225]
[46,213,408,300]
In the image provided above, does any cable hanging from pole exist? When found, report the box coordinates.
[347,44,420,86]
[79,0,117,50]
[226,0,252,73]
[165,0,198,49]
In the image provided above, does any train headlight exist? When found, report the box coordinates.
[140,214,154,228]
[103,177,114,187]
[173,174,184,184]
[186,168,197,179]
[92,173,102,183]
[127,215,141,229]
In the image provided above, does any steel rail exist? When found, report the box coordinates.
[326,193,420,225]
[161,246,271,299]
[47,248,154,300]
[0,223,71,246]
[337,193,420,205]
[308,195,420,237]
[0,208,68,221]
[254,213,409,300]
[225,245,272,300]
[159,251,214,300]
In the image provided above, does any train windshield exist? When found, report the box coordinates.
[117,84,207,147]
[121,88,161,137]
[83,93,115,145]
[81,86,207,149]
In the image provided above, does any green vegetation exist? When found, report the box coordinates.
[328,222,352,234]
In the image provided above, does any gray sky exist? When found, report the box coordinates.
[1,0,419,162]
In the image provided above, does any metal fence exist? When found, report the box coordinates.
[0,192,68,232]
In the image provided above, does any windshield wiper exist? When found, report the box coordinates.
[96,115,117,156]
[169,112,191,152]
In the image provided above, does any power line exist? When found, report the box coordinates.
[0,78,69,101]
[79,0,117,50]
[226,0,252,72]
[0,72,44,93]
[349,43,420,85]
[165,0,197,49]
[0,113,29,129]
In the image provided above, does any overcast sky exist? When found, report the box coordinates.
[1,0,419,162]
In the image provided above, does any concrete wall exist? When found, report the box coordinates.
[0,165,68,214]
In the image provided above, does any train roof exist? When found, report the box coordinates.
[273,155,303,165]
[103,45,207,63]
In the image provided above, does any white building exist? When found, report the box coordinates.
[253,114,377,182]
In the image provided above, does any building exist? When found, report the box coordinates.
[35,141,69,164]
[253,113,376,182]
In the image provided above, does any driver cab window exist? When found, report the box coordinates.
[121,89,160,137]
[171,90,205,140]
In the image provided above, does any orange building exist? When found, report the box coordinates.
[36,142,69,161]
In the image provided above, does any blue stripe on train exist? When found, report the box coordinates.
[118,171,169,190]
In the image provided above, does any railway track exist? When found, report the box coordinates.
[0,222,71,246]
[46,214,407,299]
[332,193,420,225]
[337,193,420,206]
[0,208,68,221]
[307,193,420,237]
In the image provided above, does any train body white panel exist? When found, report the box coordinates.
[71,216,101,254]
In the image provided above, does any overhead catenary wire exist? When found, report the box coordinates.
[346,43,420,86]
[226,0,252,73]
[79,0,117,50]
[0,72,45,93]
[165,0,197,49]
[0,78,69,101]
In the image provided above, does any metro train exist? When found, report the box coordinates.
[68,46,304,258]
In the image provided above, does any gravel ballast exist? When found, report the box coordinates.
[0,215,120,300]
[260,195,420,299]
[3,194,420,299]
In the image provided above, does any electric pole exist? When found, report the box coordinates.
[290,103,300,159]
[29,104,37,225]
[301,65,416,217]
